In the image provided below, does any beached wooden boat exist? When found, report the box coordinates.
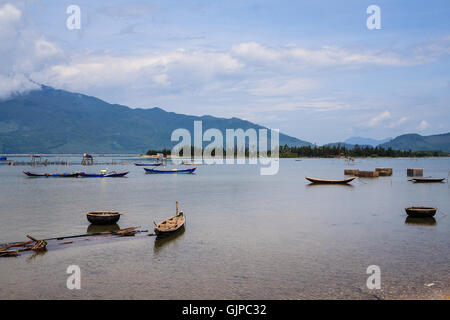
[144,167,196,174]
[134,163,162,166]
[24,171,78,177]
[305,176,356,184]
[87,211,121,225]
[79,171,129,177]
[154,202,185,237]
[405,207,437,218]
[411,177,445,183]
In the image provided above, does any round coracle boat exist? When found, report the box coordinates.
[87,211,121,225]
[404,207,437,218]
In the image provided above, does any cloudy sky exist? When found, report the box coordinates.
[1,0,449,144]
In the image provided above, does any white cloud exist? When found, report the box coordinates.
[244,78,317,96]
[417,120,430,131]
[34,50,243,94]
[387,116,409,128]
[0,3,63,98]
[232,42,426,68]
[0,74,39,97]
[367,111,391,127]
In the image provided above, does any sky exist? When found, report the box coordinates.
[0,0,449,145]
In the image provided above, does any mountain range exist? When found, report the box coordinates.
[327,133,450,152]
[0,85,449,154]
[0,85,310,154]
[344,136,392,147]
[379,133,450,152]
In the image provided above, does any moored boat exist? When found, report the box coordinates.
[305,176,356,184]
[134,163,162,166]
[405,207,437,218]
[24,171,78,177]
[86,211,121,225]
[154,202,185,237]
[78,170,129,177]
[411,177,445,183]
[144,167,196,174]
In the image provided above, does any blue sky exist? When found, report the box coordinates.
[1,0,449,144]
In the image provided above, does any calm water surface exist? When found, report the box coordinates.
[0,157,449,299]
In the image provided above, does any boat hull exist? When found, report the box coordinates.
[405,207,437,218]
[305,176,356,184]
[144,167,196,174]
[134,163,162,166]
[24,171,78,177]
[412,178,445,183]
[87,212,121,225]
[79,172,128,178]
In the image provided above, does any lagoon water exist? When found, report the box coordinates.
[0,157,449,299]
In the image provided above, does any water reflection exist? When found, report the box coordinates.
[87,224,120,234]
[405,217,437,226]
[153,227,185,255]
[26,249,47,262]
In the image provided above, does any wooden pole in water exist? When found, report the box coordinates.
[176,201,179,215]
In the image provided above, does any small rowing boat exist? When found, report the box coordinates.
[405,207,437,218]
[411,177,445,183]
[87,211,121,225]
[305,176,356,184]
[134,163,162,166]
[78,170,129,177]
[24,171,78,177]
[144,167,196,174]
[154,202,185,237]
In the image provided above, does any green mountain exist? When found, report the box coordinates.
[379,133,450,152]
[0,85,311,154]
[344,136,392,147]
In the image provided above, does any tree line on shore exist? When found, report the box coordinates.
[146,144,448,158]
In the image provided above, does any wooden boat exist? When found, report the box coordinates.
[154,202,185,237]
[78,171,129,177]
[405,207,437,218]
[144,167,196,174]
[87,211,121,225]
[24,171,78,177]
[305,176,356,184]
[134,163,162,166]
[411,177,445,183]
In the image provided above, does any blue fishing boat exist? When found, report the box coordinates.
[144,167,197,174]
[134,162,162,166]
[24,171,79,177]
[0,156,10,165]
[78,170,129,177]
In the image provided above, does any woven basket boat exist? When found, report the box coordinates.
[87,211,121,225]
[405,207,437,218]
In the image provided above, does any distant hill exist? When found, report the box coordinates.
[344,136,392,147]
[379,133,450,152]
[324,142,369,149]
[0,85,311,154]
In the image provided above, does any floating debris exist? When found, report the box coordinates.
[407,168,423,177]
[357,170,379,178]
[375,168,393,176]
[0,227,146,258]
